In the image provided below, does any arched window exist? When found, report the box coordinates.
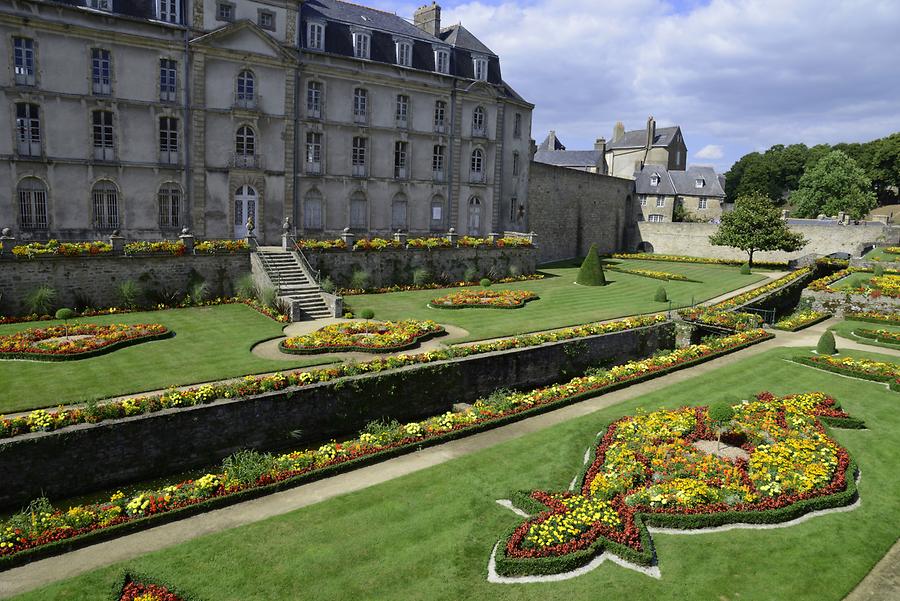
[430,195,445,231]
[391,193,408,231]
[18,177,48,230]
[236,125,256,156]
[304,188,324,230]
[470,148,485,183]
[349,191,367,230]
[158,183,181,228]
[236,70,256,108]
[92,180,119,230]
[472,106,486,136]
[467,196,482,235]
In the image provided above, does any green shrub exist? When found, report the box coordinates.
[413,268,433,287]
[654,286,668,302]
[817,331,837,355]
[362,418,403,443]
[480,277,492,288]
[186,281,209,306]
[740,263,751,275]
[350,269,371,290]
[321,276,336,294]
[576,244,607,286]
[463,266,479,282]
[235,274,257,300]
[222,449,277,486]
[360,308,375,320]
[55,307,75,321]
[24,285,57,315]
[258,286,278,310]
[874,264,885,277]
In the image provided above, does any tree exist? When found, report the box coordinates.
[576,244,607,286]
[55,308,75,339]
[707,402,735,453]
[791,150,877,220]
[709,192,807,269]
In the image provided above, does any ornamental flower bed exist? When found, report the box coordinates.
[406,237,452,250]
[124,241,186,256]
[338,274,544,296]
[11,240,112,258]
[606,266,699,282]
[793,355,900,390]
[429,289,538,309]
[611,253,788,269]
[845,311,900,325]
[118,576,190,601]
[677,308,763,331]
[295,239,347,251]
[0,328,772,566]
[0,315,668,439]
[280,320,445,354]
[884,247,900,255]
[807,268,900,296]
[353,238,404,251]
[193,239,248,254]
[494,391,860,576]
[711,268,812,311]
[772,310,831,332]
[0,323,171,361]
[854,329,900,345]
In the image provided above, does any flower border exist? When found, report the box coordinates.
[0,324,172,362]
[428,290,539,310]
[605,266,700,282]
[772,311,831,332]
[278,321,445,355]
[792,355,900,391]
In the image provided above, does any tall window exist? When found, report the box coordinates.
[472,106,486,136]
[473,57,488,81]
[509,196,517,222]
[307,22,325,50]
[514,113,522,138]
[159,59,177,102]
[92,110,114,161]
[159,116,179,164]
[396,94,409,127]
[512,152,520,176]
[15,103,41,157]
[92,181,119,230]
[467,196,482,234]
[217,1,234,21]
[236,70,256,108]
[157,0,179,23]
[391,193,408,231]
[13,38,35,86]
[698,198,708,210]
[470,148,484,182]
[352,31,371,59]
[432,145,445,181]
[352,136,367,177]
[430,196,445,231]
[304,189,324,230]
[235,125,256,155]
[91,48,111,95]
[394,141,408,179]
[349,191,367,229]
[396,41,412,67]
[353,88,368,124]
[306,132,323,174]
[434,100,446,133]
[18,178,48,230]
[158,183,180,228]
[307,81,322,118]
[434,49,449,74]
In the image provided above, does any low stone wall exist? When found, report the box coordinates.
[0,253,251,316]
[0,321,674,508]
[305,247,536,289]
[632,222,899,262]
[800,289,900,316]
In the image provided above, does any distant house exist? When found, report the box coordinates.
[635,165,726,222]
[606,117,687,179]
[533,131,607,173]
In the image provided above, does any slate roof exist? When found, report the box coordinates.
[52,0,159,21]
[304,0,442,44]
[439,24,496,56]
[635,165,725,197]
[538,132,566,151]
[608,126,681,150]
[534,150,603,168]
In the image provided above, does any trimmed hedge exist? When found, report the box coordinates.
[0,330,174,362]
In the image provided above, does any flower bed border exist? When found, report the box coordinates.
[792,355,900,391]
[0,329,772,571]
[611,253,788,270]
[605,266,700,283]
[845,311,900,326]
[428,290,539,310]
[772,312,832,332]
[112,571,197,601]
[278,323,445,355]
[853,329,900,345]
[338,274,545,296]
[0,326,173,362]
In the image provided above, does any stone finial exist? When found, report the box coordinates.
[393,230,407,246]
[179,228,195,253]
[108,231,125,254]
[1,228,10,237]
[341,227,356,250]
[281,217,292,250]
[0,228,14,257]
[446,228,458,247]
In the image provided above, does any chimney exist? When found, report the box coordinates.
[594,137,606,153]
[414,2,442,37]
[612,121,625,142]
[646,115,656,149]
[594,138,607,174]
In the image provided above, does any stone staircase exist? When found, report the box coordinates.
[256,249,332,320]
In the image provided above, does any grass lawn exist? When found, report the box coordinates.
[0,305,333,413]
[862,246,899,262]
[345,259,766,342]
[830,318,900,350]
[832,272,875,290]
[16,345,900,601]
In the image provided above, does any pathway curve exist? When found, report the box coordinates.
[1,319,883,598]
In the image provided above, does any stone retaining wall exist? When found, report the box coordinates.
[0,321,674,508]
[800,289,900,316]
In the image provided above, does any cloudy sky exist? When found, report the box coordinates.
[366,0,900,173]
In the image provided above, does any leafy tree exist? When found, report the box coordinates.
[55,308,75,339]
[709,192,807,268]
[707,402,735,452]
[576,244,607,286]
[792,150,877,220]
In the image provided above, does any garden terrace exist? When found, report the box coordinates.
[829,316,900,351]
[8,345,898,601]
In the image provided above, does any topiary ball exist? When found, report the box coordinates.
[55,308,76,321]
[654,286,668,303]
[360,309,375,320]
[480,278,492,288]
[708,401,735,428]
[816,331,837,355]
[740,263,751,275]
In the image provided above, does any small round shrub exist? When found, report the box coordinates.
[874,264,885,277]
[817,331,837,355]
[654,286,668,302]
[480,278,492,288]
[55,308,75,321]
[708,402,735,428]
[360,309,375,320]
[343,312,354,319]
[740,263,751,275]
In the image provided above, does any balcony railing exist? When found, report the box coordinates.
[307,107,321,119]
[93,146,115,162]
[352,164,367,177]
[17,141,41,157]
[234,94,260,110]
[396,117,408,129]
[432,170,445,183]
[92,81,111,96]
[230,153,263,169]
[472,125,487,138]
[469,170,486,184]
[14,71,35,86]
[306,161,322,175]
[353,111,368,125]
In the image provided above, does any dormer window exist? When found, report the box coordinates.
[395,40,412,67]
[695,178,705,188]
[434,48,450,74]
[352,31,371,60]
[650,173,660,186]
[307,22,325,50]
[157,0,179,23]
[86,0,112,11]
[473,57,488,81]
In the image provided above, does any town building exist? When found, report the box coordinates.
[634,164,726,222]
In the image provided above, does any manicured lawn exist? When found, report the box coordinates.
[16,346,900,601]
[0,305,332,413]
[862,247,899,262]
[345,260,766,342]
[830,318,900,350]
[832,272,874,290]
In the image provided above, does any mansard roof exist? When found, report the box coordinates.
[636,165,725,197]
[439,24,496,57]
[303,0,442,44]
[608,126,682,150]
[50,0,160,21]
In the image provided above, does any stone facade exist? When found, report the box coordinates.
[605,117,687,179]
[526,162,635,263]
[801,289,900,316]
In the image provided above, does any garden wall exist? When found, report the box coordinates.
[800,289,900,316]
[304,246,536,289]
[0,253,250,315]
[631,222,899,261]
[0,321,675,508]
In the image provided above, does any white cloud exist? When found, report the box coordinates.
[695,145,724,160]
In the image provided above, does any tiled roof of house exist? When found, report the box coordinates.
[534,150,603,168]
[636,165,725,197]
[608,126,681,150]
[304,0,443,43]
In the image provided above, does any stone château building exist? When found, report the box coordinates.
[0,0,532,244]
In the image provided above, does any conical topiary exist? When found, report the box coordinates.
[740,262,751,275]
[816,331,836,355]
[654,286,668,302]
[576,244,607,286]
